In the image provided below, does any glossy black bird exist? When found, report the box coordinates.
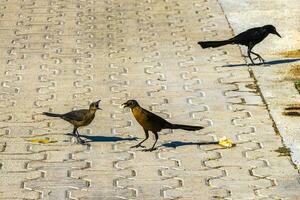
[122,100,204,151]
[43,100,101,144]
[198,25,281,65]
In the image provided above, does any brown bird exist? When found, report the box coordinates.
[43,100,101,144]
[122,100,204,151]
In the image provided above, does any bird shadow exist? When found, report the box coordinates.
[158,141,218,149]
[223,58,300,67]
[65,133,138,143]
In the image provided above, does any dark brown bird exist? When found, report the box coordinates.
[43,100,101,144]
[122,100,204,151]
[198,25,281,65]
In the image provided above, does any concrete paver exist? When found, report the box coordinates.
[0,0,299,199]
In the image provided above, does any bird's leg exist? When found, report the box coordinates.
[250,51,265,64]
[247,47,255,65]
[73,128,86,144]
[131,129,148,148]
[143,132,158,152]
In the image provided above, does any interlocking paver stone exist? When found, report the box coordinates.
[0,0,299,199]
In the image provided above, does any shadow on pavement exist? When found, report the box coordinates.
[66,133,138,142]
[159,141,218,149]
[223,58,300,67]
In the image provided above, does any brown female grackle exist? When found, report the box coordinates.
[43,100,101,144]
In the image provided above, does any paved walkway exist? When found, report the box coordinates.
[0,0,299,199]
[219,0,300,169]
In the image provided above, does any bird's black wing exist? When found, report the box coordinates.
[62,109,88,121]
[141,108,168,125]
[232,27,266,45]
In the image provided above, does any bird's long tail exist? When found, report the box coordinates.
[167,123,204,131]
[198,40,233,49]
[42,112,62,117]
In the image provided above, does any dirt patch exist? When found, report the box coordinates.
[283,105,300,116]
[275,146,291,157]
[278,49,300,58]
[283,111,300,116]
[289,65,300,78]
[245,83,258,92]
[285,106,300,110]
[281,65,300,92]
[282,64,300,81]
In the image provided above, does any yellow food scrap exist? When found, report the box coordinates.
[218,137,235,148]
[27,138,57,144]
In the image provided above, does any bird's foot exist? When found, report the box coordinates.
[77,137,87,145]
[142,147,156,152]
[258,59,265,64]
[130,144,146,148]
[253,56,265,64]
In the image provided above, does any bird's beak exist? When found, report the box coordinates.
[96,100,102,110]
[274,30,281,38]
[122,102,128,108]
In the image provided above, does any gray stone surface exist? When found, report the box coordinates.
[219,0,300,168]
[0,0,299,199]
